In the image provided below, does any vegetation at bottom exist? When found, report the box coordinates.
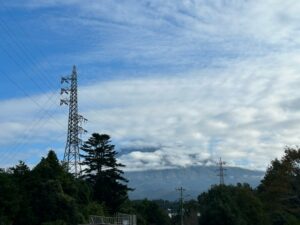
[1,133,300,225]
[196,147,300,225]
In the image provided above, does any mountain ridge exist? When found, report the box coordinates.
[125,165,265,200]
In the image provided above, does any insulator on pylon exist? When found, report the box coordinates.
[77,137,82,144]
[61,77,70,84]
[79,126,88,134]
[60,99,69,105]
[60,88,69,95]
[78,115,88,123]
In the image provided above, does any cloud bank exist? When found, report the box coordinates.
[1,0,300,171]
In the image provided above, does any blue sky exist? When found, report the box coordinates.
[1,0,300,171]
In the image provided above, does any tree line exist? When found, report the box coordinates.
[183,147,300,225]
[1,133,300,225]
[0,133,169,225]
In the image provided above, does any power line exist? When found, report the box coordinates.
[0,98,63,163]
[0,1,96,127]
[0,70,66,165]
[0,1,58,89]
[0,2,74,166]
[0,13,70,119]
[0,6,66,117]
[0,26,69,116]
[0,19,56,90]
[0,70,64,128]
[0,5,70,119]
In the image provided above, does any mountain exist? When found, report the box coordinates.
[124,166,265,200]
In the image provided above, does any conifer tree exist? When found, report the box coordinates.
[258,147,300,224]
[80,133,132,213]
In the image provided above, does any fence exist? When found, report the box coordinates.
[79,213,137,225]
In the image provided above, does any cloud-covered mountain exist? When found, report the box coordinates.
[125,166,264,200]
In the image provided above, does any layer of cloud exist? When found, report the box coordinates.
[5,0,300,69]
[81,53,300,171]
[1,52,300,170]
[1,1,300,170]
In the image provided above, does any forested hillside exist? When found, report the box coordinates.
[125,165,263,200]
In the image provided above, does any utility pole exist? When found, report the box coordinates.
[60,65,87,177]
[176,187,185,225]
[217,157,226,185]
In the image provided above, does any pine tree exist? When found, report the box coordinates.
[258,147,300,224]
[80,133,132,213]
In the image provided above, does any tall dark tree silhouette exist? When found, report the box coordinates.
[258,147,300,224]
[80,133,132,213]
[198,184,267,225]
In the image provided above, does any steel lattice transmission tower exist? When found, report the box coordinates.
[217,157,226,185]
[176,187,186,225]
[60,65,87,177]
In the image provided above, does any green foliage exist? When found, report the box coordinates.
[80,133,132,213]
[258,147,300,224]
[0,151,90,225]
[11,161,37,225]
[181,200,200,225]
[41,220,67,225]
[198,184,267,225]
[82,201,106,220]
[28,151,84,225]
[131,199,171,225]
[196,147,300,225]
[42,220,67,225]
[3,144,300,225]
[0,171,20,225]
[31,180,80,224]
[0,136,132,224]
[270,211,299,225]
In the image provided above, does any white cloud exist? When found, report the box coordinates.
[3,52,300,170]
[76,53,300,171]
[6,0,300,68]
[1,0,300,171]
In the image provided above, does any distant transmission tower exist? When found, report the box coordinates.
[217,157,226,185]
[176,187,186,225]
[60,65,87,177]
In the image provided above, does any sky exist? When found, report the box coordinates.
[1,0,300,171]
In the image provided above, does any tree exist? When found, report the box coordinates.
[80,133,132,213]
[258,147,300,225]
[198,184,267,225]
[29,150,85,225]
[10,161,36,225]
[182,200,200,225]
[0,150,106,225]
[131,199,171,225]
[0,170,19,225]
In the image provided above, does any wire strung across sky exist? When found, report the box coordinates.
[0,4,70,166]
